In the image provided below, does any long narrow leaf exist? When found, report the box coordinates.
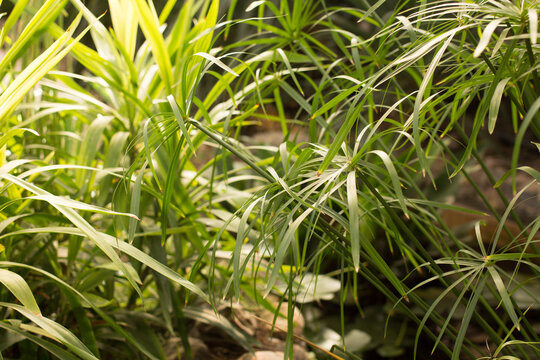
[0,269,40,315]
[346,171,360,272]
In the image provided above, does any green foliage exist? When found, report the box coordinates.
[0,0,538,359]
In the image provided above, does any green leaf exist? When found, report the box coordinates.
[0,262,161,359]
[411,34,454,183]
[0,321,79,360]
[0,303,98,360]
[108,0,138,59]
[346,171,360,272]
[488,77,511,134]
[1,227,208,301]
[124,315,167,359]
[76,115,112,187]
[517,166,540,183]
[311,84,362,121]
[316,86,367,174]
[233,198,261,298]
[529,8,538,45]
[194,52,239,77]
[266,206,312,295]
[133,0,173,91]
[0,12,86,124]
[168,95,195,154]
[63,291,100,357]
[487,267,520,331]
[357,0,385,25]
[394,25,470,65]
[2,174,143,297]
[474,19,504,58]
[511,96,540,192]
[0,0,30,48]
[368,150,409,218]
[451,276,487,360]
[276,48,303,95]
[98,131,129,205]
[0,0,66,75]
[246,1,266,12]
[128,162,147,244]
[27,195,139,220]
[0,269,40,315]
[0,129,39,149]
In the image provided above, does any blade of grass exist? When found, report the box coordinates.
[0,269,40,315]
[489,77,511,134]
[133,0,173,92]
[0,12,90,124]
[346,171,360,272]
[0,303,98,360]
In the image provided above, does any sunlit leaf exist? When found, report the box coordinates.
[0,269,40,315]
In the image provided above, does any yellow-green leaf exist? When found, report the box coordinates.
[0,269,40,315]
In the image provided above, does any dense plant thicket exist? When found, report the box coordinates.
[0,0,539,359]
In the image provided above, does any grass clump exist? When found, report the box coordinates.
[0,0,538,359]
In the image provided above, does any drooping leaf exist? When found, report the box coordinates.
[0,269,40,315]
